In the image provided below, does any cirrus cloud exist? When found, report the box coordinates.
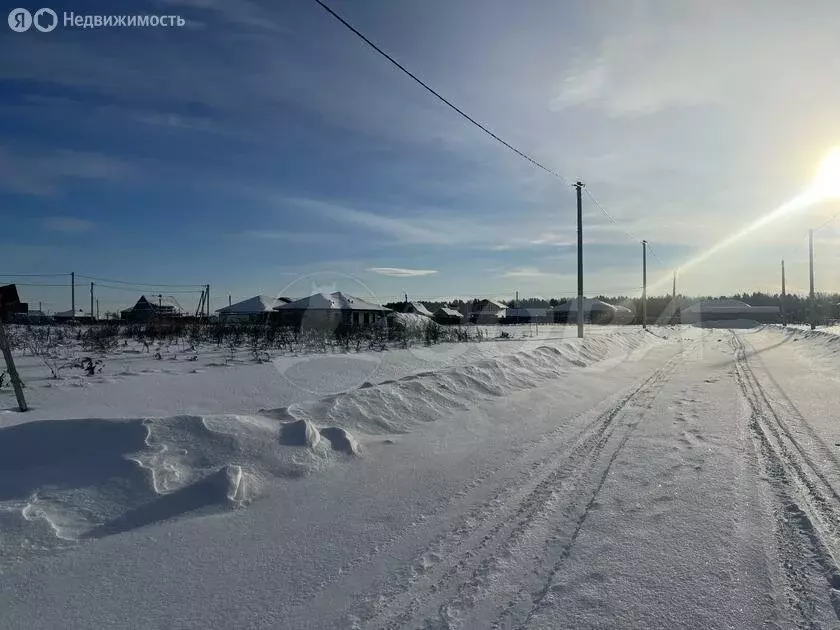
[367,267,439,277]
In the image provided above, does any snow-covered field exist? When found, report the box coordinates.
[3,324,840,628]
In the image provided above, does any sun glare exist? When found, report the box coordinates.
[809,147,840,200]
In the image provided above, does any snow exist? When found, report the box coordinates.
[275,291,390,312]
[215,294,287,314]
[3,324,840,628]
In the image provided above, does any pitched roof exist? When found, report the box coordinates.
[502,307,551,317]
[0,284,21,307]
[407,301,434,317]
[217,295,287,314]
[552,298,621,313]
[435,307,464,318]
[472,298,507,311]
[274,291,391,312]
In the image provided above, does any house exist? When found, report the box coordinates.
[499,307,551,324]
[54,308,83,322]
[390,301,434,318]
[551,298,635,325]
[273,291,391,329]
[216,295,292,322]
[433,306,464,325]
[120,295,177,323]
[681,300,780,325]
[0,284,27,322]
[469,298,508,324]
[10,309,50,324]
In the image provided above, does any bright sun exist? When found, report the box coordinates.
[810,147,840,199]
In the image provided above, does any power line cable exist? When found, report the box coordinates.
[814,210,840,233]
[310,0,571,188]
[582,187,644,246]
[311,0,681,276]
[93,283,205,294]
[76,274,205,288]
[0,273,70,278]
[644,242,667,268]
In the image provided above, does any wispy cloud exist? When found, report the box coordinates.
[367,267,438,277]
[299,199,454,246]
[0,146,132,196]
[551,2,834,118]
[239,229,330,243]
[42,216,96,233]
[500,267,558,278]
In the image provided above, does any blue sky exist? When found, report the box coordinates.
[2,0,840,314]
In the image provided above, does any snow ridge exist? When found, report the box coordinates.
[264,331,657,436]
[0,330,656,565]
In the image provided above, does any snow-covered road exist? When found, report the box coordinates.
[3,326,840,629]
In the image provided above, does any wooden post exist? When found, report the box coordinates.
[642,240,648,330]
[809,229,816,330]
[575,181,585,339]
[0,320,27,412]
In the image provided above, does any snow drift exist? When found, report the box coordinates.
[262,330,659,435]
[0,414,355,564]
[0,329,657,564]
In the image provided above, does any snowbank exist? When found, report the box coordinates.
[262,330,658,435]
[0,413,357,564]
[0,328,658,564]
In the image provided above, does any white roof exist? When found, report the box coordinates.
[435,307,463,318]
[407,302,434,317]
[274,292,391,312]
[552,298,618,313]
[472,299,507,310]
[503,307,551,317]
[217,295,286,314]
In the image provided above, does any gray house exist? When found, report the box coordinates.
[681,300,780,325]
[216,295,292,322]
[552,298,634,325]
[274,292,391,328]
[433,306,464,325]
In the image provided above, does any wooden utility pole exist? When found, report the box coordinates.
[206,284,211,318]
[642,240,648,330]
[781,259,787,326]
[0,320,27,412]
[71,271,75,320]
[90,282,94,321]
[575,181,585,339]
[809,229,816,330]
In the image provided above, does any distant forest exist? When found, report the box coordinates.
[386,292,840,326]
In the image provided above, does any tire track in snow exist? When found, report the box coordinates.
[352,342,694,629]
[504,346,691,630]
[732,332,840,627]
